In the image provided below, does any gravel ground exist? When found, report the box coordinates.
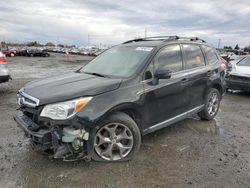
[0,53,249,188]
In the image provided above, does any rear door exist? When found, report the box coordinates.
[142,44,190,129]
[181,44,208,109]
[202,45,224,91]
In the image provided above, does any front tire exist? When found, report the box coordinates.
[198,88,221,120]
[92,112,141,162]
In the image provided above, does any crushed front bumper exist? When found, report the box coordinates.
[226,76,250,92]
[14,110,94,161]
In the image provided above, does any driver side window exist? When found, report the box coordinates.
[154,44,183,73]
[144,44,183,80]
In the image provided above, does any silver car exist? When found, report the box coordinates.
[226,56,250,92]
[0,51,11,83]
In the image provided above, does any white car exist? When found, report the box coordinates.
[0,51,11,83]
[226,56,250,92]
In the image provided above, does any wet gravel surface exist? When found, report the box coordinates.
[0,53,250,188]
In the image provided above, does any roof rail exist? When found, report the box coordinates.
[122,36,206,44]
[177,36,206,43]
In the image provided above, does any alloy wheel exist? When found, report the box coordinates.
[207,92,219,116]
[94,123,134,161]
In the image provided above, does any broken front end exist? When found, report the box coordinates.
[226,74,250,92]
[14,93,95,161]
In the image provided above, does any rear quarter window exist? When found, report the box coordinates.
[202,46,219,64]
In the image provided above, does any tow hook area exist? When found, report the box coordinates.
[53,127,90,161]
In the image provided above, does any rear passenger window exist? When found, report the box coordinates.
[182,45,205,69]
[154,44,183,73]
[202,46,219,64]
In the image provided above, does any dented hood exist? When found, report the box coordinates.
[22,72,122,105]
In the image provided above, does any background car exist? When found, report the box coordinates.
[93,49,105,56]
[0,52,11,83]
[0,47,17,57]
[27,49,50,57]
[226,56,250,92]
[16,48,29,56]
[69,48,80,54]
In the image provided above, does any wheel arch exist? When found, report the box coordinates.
[211,83,223,96]
[96,103,144,133]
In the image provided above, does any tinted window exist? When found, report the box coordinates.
[202,46,219,64]
[183,45,205,69]
[154,45,183,73]
[238,57,250,66]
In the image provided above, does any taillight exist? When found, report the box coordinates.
[0,56,7,64]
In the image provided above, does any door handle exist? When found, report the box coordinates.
[181,78,189,83]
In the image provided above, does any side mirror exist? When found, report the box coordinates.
[154,68,172,79]
[145,70,153,80]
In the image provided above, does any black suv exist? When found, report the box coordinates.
[27,49,50,57]
[14,36,226,162]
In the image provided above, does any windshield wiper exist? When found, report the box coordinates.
[83,72,110,78]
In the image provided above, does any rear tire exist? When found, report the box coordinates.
[198,88,221,120]
[92,112,141,162]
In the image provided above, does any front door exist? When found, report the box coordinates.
[142,44,190,130]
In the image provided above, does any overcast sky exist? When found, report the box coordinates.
[0,0,250,47]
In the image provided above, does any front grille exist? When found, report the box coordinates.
[17,92,40,108]
[22,106,40,124]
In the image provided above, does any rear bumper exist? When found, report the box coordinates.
[226,78,250,92]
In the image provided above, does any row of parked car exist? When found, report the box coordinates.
[47,47,105,56]
[0,46,106,57]
[0,47,50,57]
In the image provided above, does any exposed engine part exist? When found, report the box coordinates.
[51,130,60,152]
[62,127,89,142]
[54,145,70,159]
[72,138,84,151]
[59,127,89,153]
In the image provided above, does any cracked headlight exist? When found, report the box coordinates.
[40,97,92,120]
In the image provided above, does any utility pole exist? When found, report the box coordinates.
[217,38,221,49]
[145,28,147,38]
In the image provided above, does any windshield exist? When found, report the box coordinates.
[237,57,250,67]
[80,46,154,78]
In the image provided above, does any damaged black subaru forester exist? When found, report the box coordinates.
[14,36,226,162]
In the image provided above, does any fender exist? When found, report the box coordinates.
[95,102,144,128]
[76,84,145,127]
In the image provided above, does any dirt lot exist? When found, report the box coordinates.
[0,53,250,188]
